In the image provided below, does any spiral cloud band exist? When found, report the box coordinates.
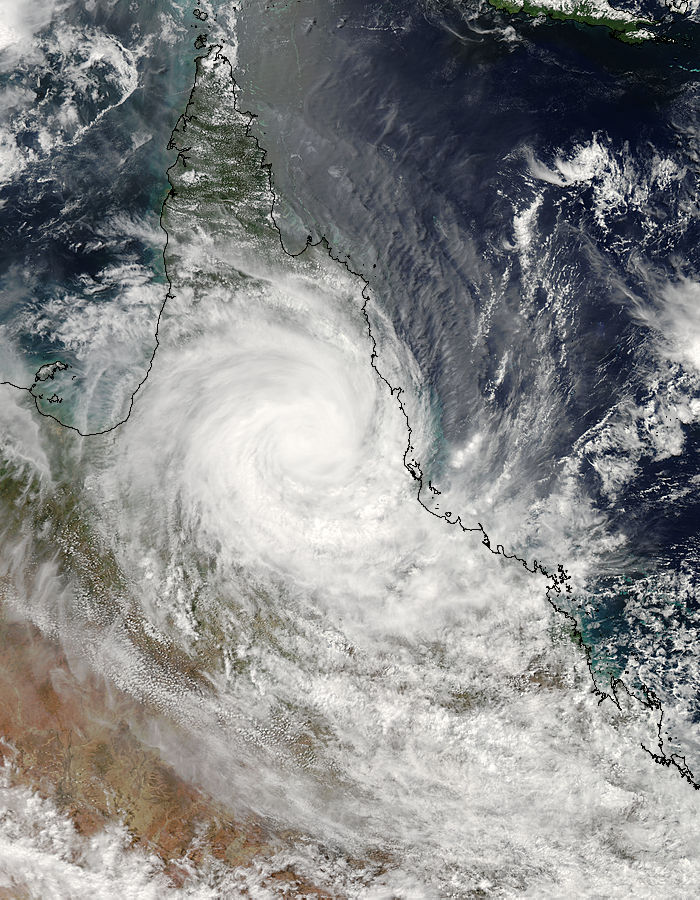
[4,44,695,898]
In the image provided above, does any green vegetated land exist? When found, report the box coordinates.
[487,0,655,42]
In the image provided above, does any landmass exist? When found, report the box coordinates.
[33,359,70,382]
[487,0,657,42]
[0,23,696,895]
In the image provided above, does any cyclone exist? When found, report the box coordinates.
[108,264,424,613]
[2,2,700,895]
[48,45,695,898]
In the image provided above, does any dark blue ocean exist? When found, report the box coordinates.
[235,0,700,771]
[1,0,700,894]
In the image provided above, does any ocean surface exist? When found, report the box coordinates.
[1,0,700,896]
[235,0,700,758]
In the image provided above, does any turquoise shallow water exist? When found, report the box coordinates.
[0,0,201,430]
[1,1,700,895]
[233,0,700,778]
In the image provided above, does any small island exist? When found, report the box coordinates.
[34,359,70,383]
